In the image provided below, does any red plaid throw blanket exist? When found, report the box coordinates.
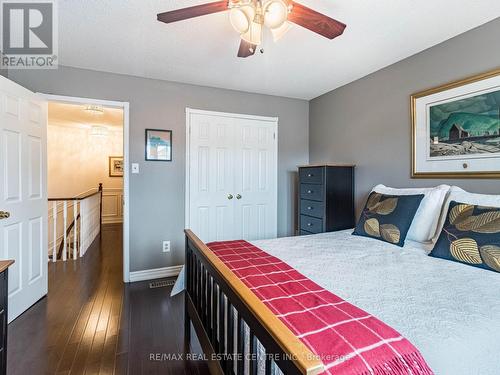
[207,240,434,375]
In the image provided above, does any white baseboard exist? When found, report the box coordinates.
[129,265,183,283]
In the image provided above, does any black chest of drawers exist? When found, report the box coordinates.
[298,165,355,235]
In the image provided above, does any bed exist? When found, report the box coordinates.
[183,229,500,375]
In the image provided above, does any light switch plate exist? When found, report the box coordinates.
[132,163,139,174]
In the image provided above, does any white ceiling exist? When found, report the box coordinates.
[58,0,500,100]
[48,102,124,129]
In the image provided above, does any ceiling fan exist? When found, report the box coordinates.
[157,0,346,58]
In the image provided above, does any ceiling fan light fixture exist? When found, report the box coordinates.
[271,21,292,42]
[156,0,347,58]
[229,5,254,34]
[264,0,288,29]
[241,21,262,46]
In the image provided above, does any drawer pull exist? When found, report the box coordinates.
[307,206,313,210]
[307,223,313,227]
[307,190,313,194]
[307,173,313,177]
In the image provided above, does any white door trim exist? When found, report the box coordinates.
[185,107,279,236]
[41,94,131,283]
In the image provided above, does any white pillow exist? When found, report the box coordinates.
[372,184,450,243]
[432,186,500,243]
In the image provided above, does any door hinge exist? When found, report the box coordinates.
[273,132,276,140]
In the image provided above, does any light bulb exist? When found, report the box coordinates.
[271,21,291,42]
[241,21,262,45]
[229,5,255,34]
[264,0,288,29]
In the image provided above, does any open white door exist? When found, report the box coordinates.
[0,76,48,322]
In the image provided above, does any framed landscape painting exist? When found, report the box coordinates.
[145,129,172,161]
[411,69,500,178]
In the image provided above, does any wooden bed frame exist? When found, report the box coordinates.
[184,230,324,375]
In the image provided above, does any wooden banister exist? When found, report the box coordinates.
[184,229,324,375]
[49,183,104,261]
[48,190,102,202]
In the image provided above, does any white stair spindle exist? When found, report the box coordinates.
[73,200,78,259]
[63,201,68,261]
[80,200,84,257]
[52,201,57,262]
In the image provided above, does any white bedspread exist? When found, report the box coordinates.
[251,230,500,375]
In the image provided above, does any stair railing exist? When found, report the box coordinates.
[48,183,103,262]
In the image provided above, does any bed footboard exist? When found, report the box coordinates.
[184,230,323,375]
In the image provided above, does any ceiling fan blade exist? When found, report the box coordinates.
[237,40,256,58]
[288,1,346,39]
[157,1,228,24]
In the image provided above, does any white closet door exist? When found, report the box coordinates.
[233,117,277,241]
[0,76,48,322]
[188,113,236,243]
[187,110,278,243]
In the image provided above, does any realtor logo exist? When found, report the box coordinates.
[1,0,58,69]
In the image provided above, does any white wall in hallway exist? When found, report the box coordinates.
[47,121,123,198]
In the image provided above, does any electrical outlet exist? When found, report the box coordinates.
[162,241,171,253]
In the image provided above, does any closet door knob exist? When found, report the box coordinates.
[0,211,10,220]
[236,194,242,200]
[227,194,234,200]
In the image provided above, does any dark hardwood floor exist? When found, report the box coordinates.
[8,224,209,375]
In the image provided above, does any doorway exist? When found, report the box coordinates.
[44,94,130,283]
[0,76,130,323]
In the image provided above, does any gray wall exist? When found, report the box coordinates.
[8,66,309,272]
[310,18,500,216]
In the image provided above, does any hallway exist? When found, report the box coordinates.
[8,224,208,375]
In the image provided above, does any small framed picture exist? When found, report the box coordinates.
[109,156,124,177]
[145,129,172,161]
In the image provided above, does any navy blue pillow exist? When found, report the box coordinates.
[353,192,424,247]
[430,201,500,273]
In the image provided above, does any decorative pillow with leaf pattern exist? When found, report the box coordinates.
[352,192,424,247]
[430,201,500,273]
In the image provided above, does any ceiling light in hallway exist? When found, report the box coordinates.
[84,104,105,115]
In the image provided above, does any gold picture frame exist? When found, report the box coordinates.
[411,68,500,179]
[109,156,124,177]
